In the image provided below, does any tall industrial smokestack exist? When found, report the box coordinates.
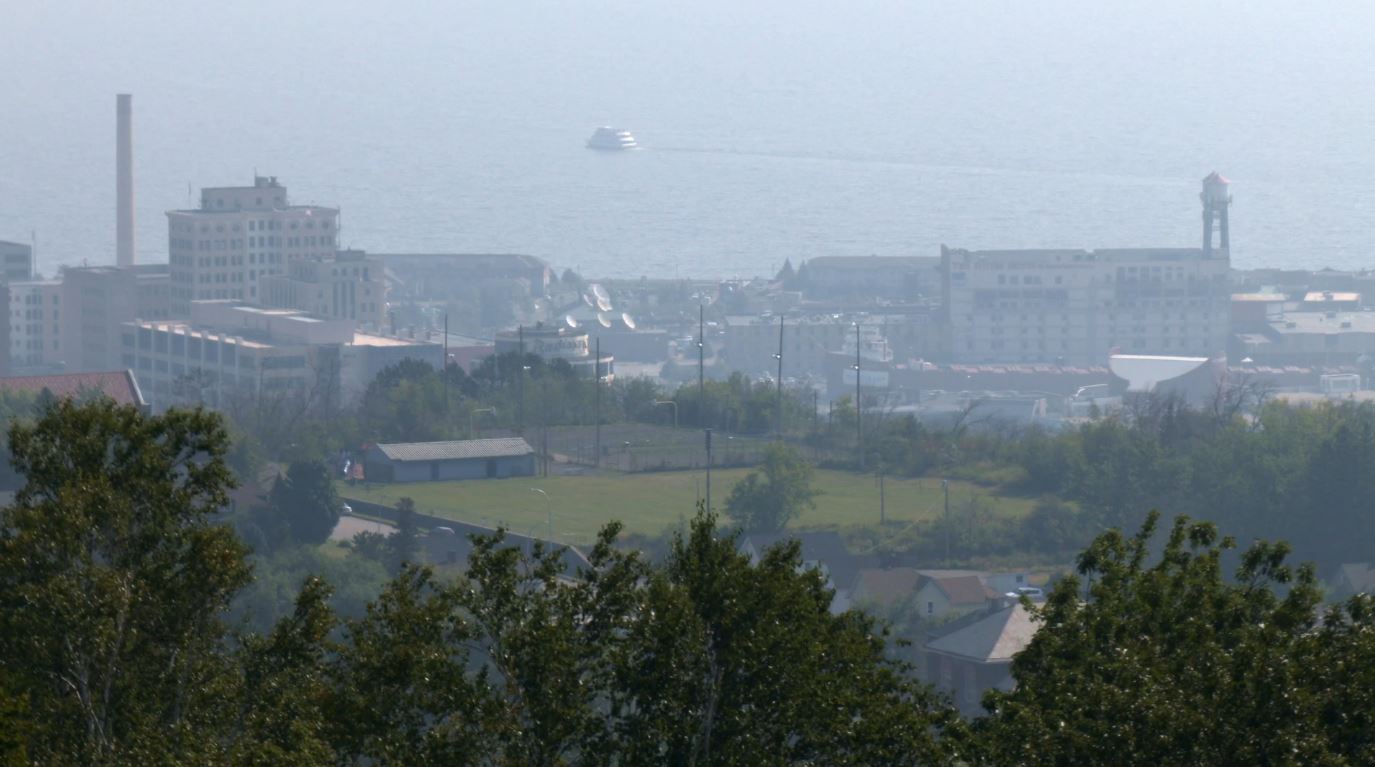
[116,94,135,267]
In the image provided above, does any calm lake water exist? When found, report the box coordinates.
[4,0,1375,279]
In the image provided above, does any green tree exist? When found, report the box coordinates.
[229,577,337,766]
[724,443,817,532]
[275,460,342,545]
[977,511,1375,765]
[0,400,251,764]
[391,496,421,573]
[325,566,500,765]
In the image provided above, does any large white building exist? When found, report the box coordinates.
[940,174,1234,366]
[941,246,1230,365]
[6,280,62,372]
[166,176,339,317]
[60,264,172,373]
[121,301,441,411]
[260,249,386,328]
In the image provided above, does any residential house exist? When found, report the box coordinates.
[912,573,996,620]
[924,602,1038,716]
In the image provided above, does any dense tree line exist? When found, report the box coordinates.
[846,395,1375,571]
[1007,397,1375,569]
[0,400,956,765]
[9,400,1375,764]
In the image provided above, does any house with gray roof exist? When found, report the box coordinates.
[364,437,535,482]
[924,602,1039,716]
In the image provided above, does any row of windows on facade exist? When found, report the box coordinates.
[125,333,314,369]
[175,218,331,233]
[977,325,1217,337]
[127,355,307,374]
[966,311,1219,324]
[12,309,56,321]
[13,293,58,305]
[10,322,56,335]
[208,194,285,209]
[966,298,1226,312]
[169,286,260,301]
[125,365,312,396]
[175,235,335,251]
[968,339,1210,352]
[11,339,58,351]
[196,269,282,285]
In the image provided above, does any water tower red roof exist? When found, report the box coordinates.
[1203,171,1230,185]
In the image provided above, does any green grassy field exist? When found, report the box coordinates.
[339,469,1035,546]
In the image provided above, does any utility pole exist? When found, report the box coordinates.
[803,387,814,459]
[879,469,886,524]
[698,304,705,428]
[943,478,951,562]
[517,324,525,435]
[594,336,602,468]
[541,376,550,477]
[705,427,713,511]
[855,323,863,471]
[775,315,784,441]
[443,313,449,415]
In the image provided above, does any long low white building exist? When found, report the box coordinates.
[121,301,441,410]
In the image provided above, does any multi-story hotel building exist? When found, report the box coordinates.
[166,176,338,317]
[941,246,1230,365]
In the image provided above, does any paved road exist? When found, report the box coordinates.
[329,515,395,542]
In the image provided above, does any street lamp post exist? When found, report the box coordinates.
[854,323,863,470]
[774,314,784,441]
[530,487,552,540]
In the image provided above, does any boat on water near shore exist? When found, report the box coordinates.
[586,126,638,151]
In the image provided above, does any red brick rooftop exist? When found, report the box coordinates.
[0,370,145,408]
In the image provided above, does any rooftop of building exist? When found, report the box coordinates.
[378,253,548,269]
[1232,292,1288,302]
[371,437,534,463]
[943,246,1213,263]
[130,321,275,349]
[1108,355,1214,392]
[1303,291,1361,303]
[925,603,1038,663]
[166,203,338,216]
[805,255,940,268]
[1271,311,1375,334]
[62,263,169,276]
[928,574,998,605]
[130,318,436,351]
[352,332,429,348]
[0,370,145,408]
[724,312,901,327]
[0,240,30,248]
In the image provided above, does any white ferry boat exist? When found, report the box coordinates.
[586,126,638,151]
